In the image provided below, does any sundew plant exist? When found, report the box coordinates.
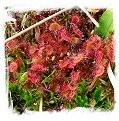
[5,8,114,114]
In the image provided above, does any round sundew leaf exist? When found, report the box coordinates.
[71,37,78,44]
[29,45,38,55]
[9,61,18,72]
[6,39,17,51]
[45,45,54,55]
[72,15,81,24]
[49,22,61,31]
[85,35,101,51]
[72,52,84,64]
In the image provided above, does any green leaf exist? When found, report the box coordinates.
[77,78,86,94]
[49,91,54,99]
[95,9,114,39]
[75,95,89,107]
[15,72,21,80]
[24,59,31,64]
[42,71,54,83]
[80,78,86,91]
[7,57,14,61]
[19,72,27,83]
[9,82,16,90]
[67,103,72,110]
[92,87,103,104]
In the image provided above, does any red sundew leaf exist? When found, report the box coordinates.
[70,71,80,82]
[24,46,29,54]
[49,80,61,92]
[29,51,39,60]
[23,43,30,55]
[68,61,77,69]
[40,32,57,47]
[71,37,79,44]
[16,38,25,48]
[94,50,104,64]
[68,53,84,68]
[58,59,70,69]
[37,46,44,57]
[31,63,49,72]
[60,84,77,101]
[49,22,61,31]
[60,29,71,42]
[85,37,95,51]
[92,39,102,50]
[27,71,39,84]
[72,15,81,24]
[30,64,41,71]
[93,64,105,80]
[14,59,22,67]
[58,45,67,53]
[6,39,17,51]
[72,52,84,64]
[107,41,114,62]
[9,59,22,72]
[9,61,18,72]
[93,15,98,21]
[84,35,102,52]
[71,24,83,38]
[45,45,54,56]
[38,32,55,45]
[31,56,41,63]
[33,57,46,65]
[40,32,53,42]
[29,45,38,55]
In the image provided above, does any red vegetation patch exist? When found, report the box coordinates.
[6,39,17,51]
[71,24,83,38]
[7,10,114,104]
[27,71,40,84]
[59,84,77,101]
[72,15,81,24]
[9,61,18,72]
[107,41,114,62]
[60,29,71,42]
[70,71,80,83]
[93,64,105,80]
[9,59,22,72]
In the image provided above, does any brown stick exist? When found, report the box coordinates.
[5,6,75,43]
[5,5,100,43]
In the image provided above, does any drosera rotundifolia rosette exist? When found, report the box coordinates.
[5,8,114,114]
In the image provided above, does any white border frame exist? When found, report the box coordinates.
[0,0,119,121]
